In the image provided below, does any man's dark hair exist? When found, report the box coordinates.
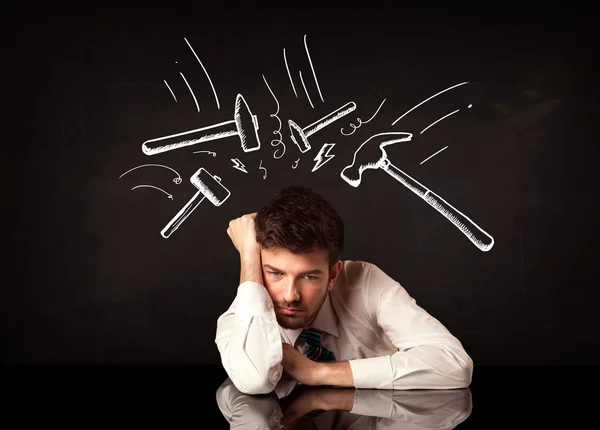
[255,186,344,268]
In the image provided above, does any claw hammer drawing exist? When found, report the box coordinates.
[340,132,494,251]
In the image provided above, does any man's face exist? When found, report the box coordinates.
[261,247,342,330]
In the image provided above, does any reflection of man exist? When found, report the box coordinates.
[216,186,473,394]
[216,377,473,429]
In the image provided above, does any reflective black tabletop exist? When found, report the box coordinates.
[3,365,596,427]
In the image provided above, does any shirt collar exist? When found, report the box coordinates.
[310,293,339,337]
[282,292,339,345]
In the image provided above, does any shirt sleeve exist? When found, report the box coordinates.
[215,377,283,429]
[215,281,284,395]
[348,264,474,390]
[350,388,472,428]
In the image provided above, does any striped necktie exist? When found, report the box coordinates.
[297,327,335,362]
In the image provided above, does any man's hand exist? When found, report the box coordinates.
[282,343,356,388]
[282,343,322,386]
[227,213,263,285]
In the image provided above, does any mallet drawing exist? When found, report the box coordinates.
[341,132,494,251]
[161,167,231,238]
[289,102,356,153]
[142,94,261,155]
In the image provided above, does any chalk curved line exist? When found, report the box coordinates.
[284,48,298,98]
[420,109,460,134]
[304,34,324,103]
[180,72,199,112]
[420,145,449,165]
[119,164,182,184]
[164,80,177,102]
[259,160,267,179]
[262,74,286,159]
[391,82,468,126]
[131,184,173,199]
[184,37,220,110]
[299,70,314,109]
[192,150,216,156]
[341,99,386,136]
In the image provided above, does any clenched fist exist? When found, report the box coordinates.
[227,213,263,285]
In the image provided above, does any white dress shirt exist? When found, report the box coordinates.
[215,260,473,394]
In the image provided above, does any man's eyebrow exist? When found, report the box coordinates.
[299,269,324,275]
[262,265,323,275]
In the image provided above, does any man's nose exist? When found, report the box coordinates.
[283,279,300,303]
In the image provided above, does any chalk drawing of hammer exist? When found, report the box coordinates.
[340,132,494,251]
[142,94,261,155]
[289,102,356,153]
[161,167,231,238]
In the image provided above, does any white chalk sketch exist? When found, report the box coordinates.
[312,143,335,172]
[304,34,324,103]
[192,150,216,156]
[131,185,173,200]
[283,48,298,98]
[341,99,386,136]
[184,37,220,110]
[391,82,469,126]
[161,167,230,239]
[179,72,199,112]
[299,70,314,109]
[259,160,267,179]
[262,74,286,159]
[340,132,494,252]
[164,80,177,102]
[420,146,449,165]
[231,158,248,173]
[289,102,357,153]
[142,94,261,155]
[119,163,182,184]
[421,109,460,134]
[292,158,300,169]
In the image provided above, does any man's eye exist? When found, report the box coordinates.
[269,271,282,276]
[304,275,317,280]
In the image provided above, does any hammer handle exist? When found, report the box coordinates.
[161,190,206,238]
[381,160,494,251]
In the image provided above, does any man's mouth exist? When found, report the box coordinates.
[278,307,302,315]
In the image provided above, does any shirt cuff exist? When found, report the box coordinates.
[350,389,394,418]
[235,281,276,322]
[349,355,394,389]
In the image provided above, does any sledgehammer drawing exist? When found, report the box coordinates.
[142,94,261,155]
[161,167,231,239]
[341,132,494,252]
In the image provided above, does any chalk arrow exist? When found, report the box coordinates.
[231,158,248,173]
[131,184,173,199]
[312,143,335,172]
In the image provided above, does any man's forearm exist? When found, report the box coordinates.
[315,361,355,387]
[240,252,263,285]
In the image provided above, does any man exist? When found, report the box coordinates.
[215,186,473,395]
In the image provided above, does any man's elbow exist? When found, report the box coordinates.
[454,355,474,388]
[230,367,281,395]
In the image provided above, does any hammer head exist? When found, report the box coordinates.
[190,167,231,206]
[234,94,261,152]
[340,132,413,187]
[289,120,311,153]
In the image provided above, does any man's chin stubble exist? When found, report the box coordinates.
[277,314,310,330]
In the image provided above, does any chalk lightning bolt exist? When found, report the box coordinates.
[312,143,336,172]
[231,158,248,173]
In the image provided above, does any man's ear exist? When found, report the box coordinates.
[328,260,343,291]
